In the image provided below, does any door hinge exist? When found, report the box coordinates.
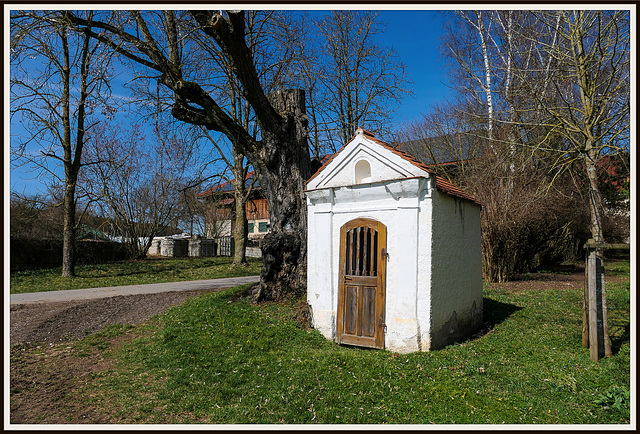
[381,248,389,259]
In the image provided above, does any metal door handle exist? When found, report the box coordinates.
[378,318,387,332]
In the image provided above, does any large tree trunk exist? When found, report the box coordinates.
[253,89,311,301]
[60,22,77,279]
[61,182,77,277]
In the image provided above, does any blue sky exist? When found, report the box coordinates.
[7,8,453,197]
[376,9,453,126]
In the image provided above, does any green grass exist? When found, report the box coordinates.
[74,324,136,357]
[605,258,631,278]
[10,257,262,294]
[83,261,631,425]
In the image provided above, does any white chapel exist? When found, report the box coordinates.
[305,128,483,353]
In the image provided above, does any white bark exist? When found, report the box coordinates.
[477,11,494,142]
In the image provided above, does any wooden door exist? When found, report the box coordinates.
[337,218,387,349]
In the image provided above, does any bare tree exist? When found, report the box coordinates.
[290,15,327,161]
[85,121,190,258]
[395,102,487,182]
[397,102,582,283]
[525,10,630,244]
[10,10,116,277]
[187,11,304,268]
[437,9,630,357]
[178,185,210,238]
[311,10,412,151]
[64,10,313,301]
[9,193,64,240]
[443,9,630,242]
[198,128,257,267]
[526,10,630,359]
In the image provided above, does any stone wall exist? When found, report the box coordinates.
[148,238,162,255]
[147,236,262,259]
[189,238,215,257]
[160,238,189,257]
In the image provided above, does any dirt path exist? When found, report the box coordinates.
[9,288,223,424]
[10,289,222,346]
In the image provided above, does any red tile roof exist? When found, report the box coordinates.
[307,128,482,206]
[204,154,333,198]
[198,171,258,198]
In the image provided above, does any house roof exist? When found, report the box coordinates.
[598,153,630,190]
[395,133,478,166]
[199,131,481,206]
[199,154,332,199]
[77,224,111,241]
[306,128,482,206]
[198,171,259,198]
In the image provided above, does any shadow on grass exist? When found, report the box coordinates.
[466,297,523,342]
[610,324,630,356]
[483,297,522,325]
[336,297,524,352]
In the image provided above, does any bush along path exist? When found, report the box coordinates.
[9,261,630,425]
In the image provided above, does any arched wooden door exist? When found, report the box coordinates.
[337,218,387,349]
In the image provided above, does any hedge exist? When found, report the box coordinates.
[10,238,131,272]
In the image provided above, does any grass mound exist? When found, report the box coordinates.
[88,261,630,424]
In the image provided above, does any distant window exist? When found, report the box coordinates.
[247,223,254,233]
[258,222,269,233]
[355,159,372,184]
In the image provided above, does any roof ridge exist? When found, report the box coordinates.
[307,128,481,206]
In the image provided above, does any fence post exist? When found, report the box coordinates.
[600,255,612,358]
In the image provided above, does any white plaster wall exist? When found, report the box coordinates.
[306,189,335,340]
[385,199,421,353]
[416,190,434,351]
[306,134,482,353]
[429,190,483,349]
[306,177,431,354]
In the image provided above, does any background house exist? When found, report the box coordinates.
[198,154,332,242]
[198,172,271,241]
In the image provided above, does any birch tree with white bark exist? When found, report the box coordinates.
[432,9,629,283]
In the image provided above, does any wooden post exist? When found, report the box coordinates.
[583,240,626,361]
[587,248,603,361]
[599,256,612,358]
[582,251,589,348]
